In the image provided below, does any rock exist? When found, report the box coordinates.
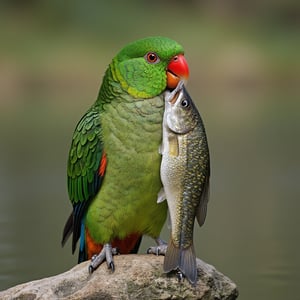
[0,255,238,299]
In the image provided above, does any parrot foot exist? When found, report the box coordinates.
[88,243,119,273]
[147,237,168,256]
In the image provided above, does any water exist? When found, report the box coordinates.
[0,93,299,299]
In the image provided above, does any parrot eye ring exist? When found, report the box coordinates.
[145,52,160,64]
[181,98,190,108]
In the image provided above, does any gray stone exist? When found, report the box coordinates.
[0,255,238,299]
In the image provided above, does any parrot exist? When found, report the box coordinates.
[61,36,189,272]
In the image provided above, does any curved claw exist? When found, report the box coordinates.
[88,265,94,274]
[109,261,115,272]
[88,243,118,273]
[177,270,184,282]
[147,247,154,255]
[147,246,167,256]
[147,237,168,256]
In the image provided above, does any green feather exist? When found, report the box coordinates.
[67,105,103,204]
[98,36,184,101]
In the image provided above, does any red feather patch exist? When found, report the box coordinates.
[86,228,102,259]
[85,228,141,259]
[111,233,141,254]
[98,151,107,177]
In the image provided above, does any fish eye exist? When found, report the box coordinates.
[145,52,160,64]
[181,99,190,108]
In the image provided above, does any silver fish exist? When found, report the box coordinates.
[158,81,210,284]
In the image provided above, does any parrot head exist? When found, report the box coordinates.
[111,36,189,98]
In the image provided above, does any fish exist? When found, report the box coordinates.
[158,81,210,284]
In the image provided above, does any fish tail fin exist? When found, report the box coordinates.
[163,240,180,273]
[179,244,197,284]
[164,240,197,285]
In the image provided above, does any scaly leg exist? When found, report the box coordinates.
[88,243,119,273]
[147,237,168,256]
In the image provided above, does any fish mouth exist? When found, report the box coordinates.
[166,81,184,104]
[169,89,180,104]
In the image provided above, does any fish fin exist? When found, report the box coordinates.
[163,240,180,273]
[164,240,197,284]
[179,244,197,285]
[168,135,179,157]
[157,188,166,203]
[167,210,172,230]
[196,175,210,227]
[158,144,163,155]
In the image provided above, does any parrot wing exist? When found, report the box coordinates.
[62,105,106,255]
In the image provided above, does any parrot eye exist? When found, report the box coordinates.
[145,52,160,64]
[181,99,190,108]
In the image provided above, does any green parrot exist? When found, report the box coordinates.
[61,36,189,272]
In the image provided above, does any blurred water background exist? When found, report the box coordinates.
[0,1,299,299]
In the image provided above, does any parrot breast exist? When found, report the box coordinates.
[85,93,168,246]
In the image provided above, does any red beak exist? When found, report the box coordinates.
[166,54,189,89]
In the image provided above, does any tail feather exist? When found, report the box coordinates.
[61,212,73,247]
[163,240,197,284]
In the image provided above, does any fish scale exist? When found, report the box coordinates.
[160,82,210,284]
